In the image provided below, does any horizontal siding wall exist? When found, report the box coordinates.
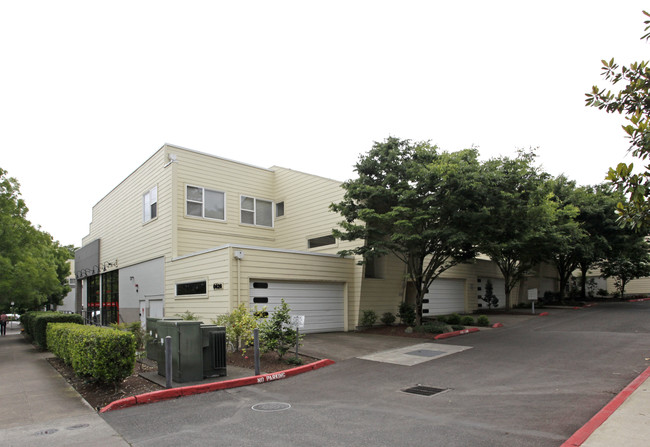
[171,147,276,256]
[82,148,172,269]
[165,249,231,321]
[272,167,348,254]
[357,255,406,326]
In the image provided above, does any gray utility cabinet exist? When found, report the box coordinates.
[147,319,227,383]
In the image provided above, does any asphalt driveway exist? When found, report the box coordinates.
[102,302,650,446]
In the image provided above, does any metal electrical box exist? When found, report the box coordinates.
[147,320,228,383]
[155,320,203,383]
[145,317,181,361]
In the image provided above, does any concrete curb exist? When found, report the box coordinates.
[560,365,650,447]
[433,327,479,340]
[100,359,335,413]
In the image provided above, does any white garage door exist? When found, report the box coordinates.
[477,278,506,309]
[422,279,466,316]
[250,280,345,333]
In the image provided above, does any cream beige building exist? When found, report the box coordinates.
[74,144,558,331]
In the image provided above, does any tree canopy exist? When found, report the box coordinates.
[476,150,557,307]
[586,10,650,231]
[331,137,484,325]
[0,168,71,312]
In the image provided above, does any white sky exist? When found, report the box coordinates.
[1,1,648,248]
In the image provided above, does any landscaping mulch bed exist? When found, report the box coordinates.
[48,351,317,411]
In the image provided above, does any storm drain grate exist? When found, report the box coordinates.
[402,386,448,396]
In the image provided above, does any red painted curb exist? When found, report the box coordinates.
[434,327,479,340]
[539,312,549,316]
[491,323,503,328]
[560,366,650,447]
[100,358,335,413]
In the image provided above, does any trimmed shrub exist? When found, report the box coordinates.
[380,312,396,326]
[22,311,83,349]
[436,315,448,324]
[47,323,136,384]
[477,315,490,327]
[413,322,448,334]
[451,324,465,331]
[397,302,416,327]
[447,313,462,325]
[360,310,377,327]
[111,321,146,351]
[460,315,475,326]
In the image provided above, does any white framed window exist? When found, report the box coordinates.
[143,186,158,222]
[241,195,273,227]
[186,185,225,221]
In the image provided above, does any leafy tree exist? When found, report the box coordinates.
[0,168,69,311]
[598,233,650,297]
[572,185,625,298]
[477,151,556,308]
[332,137,484,325]
[586,10,650,230]
[546,176,586,299]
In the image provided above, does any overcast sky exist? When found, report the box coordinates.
[1,1,648,248]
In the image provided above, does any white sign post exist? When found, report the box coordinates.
[528,288,538,315]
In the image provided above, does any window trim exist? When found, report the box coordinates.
[240,195,274,228]
[185,184,226,221]
[175,279,208,297]
[143,185,158,223]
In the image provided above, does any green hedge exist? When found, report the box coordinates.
[47,323,136,384]
[21,311,83,348]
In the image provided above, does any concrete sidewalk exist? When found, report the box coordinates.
[1,315,648,446]
[0,326,128,446]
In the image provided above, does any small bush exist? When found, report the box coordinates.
[176,310,200,321]
[397,302,416,327]
[597,288,608,297]
[214,303,263,353]
[48,323,136,385]
[259,299,302,360]
[413,322,448,334]
[460,315,475,326]
[286,356,303,366]
[436,315,448,324]
[21,311,83,349]
[451,324,465,331]
[380,312,396,326]
[111,321,146,351]
[360,310,377,327]
[477,315,490,327]
[447,313,461,325]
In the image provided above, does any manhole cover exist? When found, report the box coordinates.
[251,402,292,412]
[66,424,90,430]
[402,386,448,396]
[405,349,446,358]
[34,428,58,436]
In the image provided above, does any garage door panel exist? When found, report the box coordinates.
[422,279,466,315]
[250,280,344,333]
